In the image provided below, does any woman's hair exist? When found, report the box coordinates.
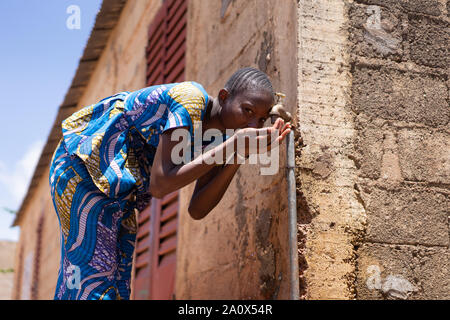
[224,67,274,100]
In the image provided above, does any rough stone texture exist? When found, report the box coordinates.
[408,14,449,69]
[12,0,449,301]
[13,0,128,228]
[349,2,405,61]
[360,183,449,246]
[349,0,450,300]
[354,0,448,17]
[352,67,449,127]
[296,0,367,299]
[176,0,298,300]
[397,128,450,184]
[349,1,449,67]
[356,243,449,299]
[353,118,384,180]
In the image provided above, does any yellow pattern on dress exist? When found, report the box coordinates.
[62,104,95,133]
[122,142,143,190]
[54,167,83,244]
[145,127,156,143]
[109,100,125,119]
[76,132,111,195]
[168,82,205,123]
[121,211,137,235]
[99,286,121,300]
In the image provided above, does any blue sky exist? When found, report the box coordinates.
[0,0,102,241]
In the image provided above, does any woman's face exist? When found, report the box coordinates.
[219,89,274,129]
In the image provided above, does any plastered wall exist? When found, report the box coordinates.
[0,241,17,300]
[11,166,60,299]
[176,0,298,299]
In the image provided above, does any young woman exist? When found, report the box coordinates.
[49,67,291,300]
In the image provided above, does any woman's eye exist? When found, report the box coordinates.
[245,108,254,115]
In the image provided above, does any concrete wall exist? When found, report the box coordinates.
[12,0,161,299]
[296,0,366,299]
[76,0,161,105]
[296,0,449,299]
[349,0,449,300]
[175,0,298,299]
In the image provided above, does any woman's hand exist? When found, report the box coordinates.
[233,118,292,158]
[271,117,292,147]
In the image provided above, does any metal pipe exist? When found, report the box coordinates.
[269,93,299,300]
[286,129,299,300]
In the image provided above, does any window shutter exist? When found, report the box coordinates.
[133,0,187,300]
[145,4,166,86]
[146,0,187,86]
[149,191,179,299]
[133,205,152,299]
[163,0,187,83]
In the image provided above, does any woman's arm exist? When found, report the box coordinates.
[149,126,234,199]
[188,156,241,220]
[187,119,292,219]
[149,119,291,217]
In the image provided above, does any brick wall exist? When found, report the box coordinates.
[296,0,448,299]
[349,0,449,299]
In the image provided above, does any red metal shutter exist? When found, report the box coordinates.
[145,3,166,86]
[146,0,187,86]
[134,0,187,300]
[149,191,179,299]
[163,0,187,83]
[133,205,152,299]
[134,193,180,300]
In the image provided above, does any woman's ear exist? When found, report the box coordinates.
[218,88,229,105]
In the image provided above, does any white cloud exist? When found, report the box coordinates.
[0,140,45,204]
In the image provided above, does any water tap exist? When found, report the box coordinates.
[270,92,292,124]
[269,92,303,146]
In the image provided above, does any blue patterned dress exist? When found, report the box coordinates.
[49,81,210,300]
